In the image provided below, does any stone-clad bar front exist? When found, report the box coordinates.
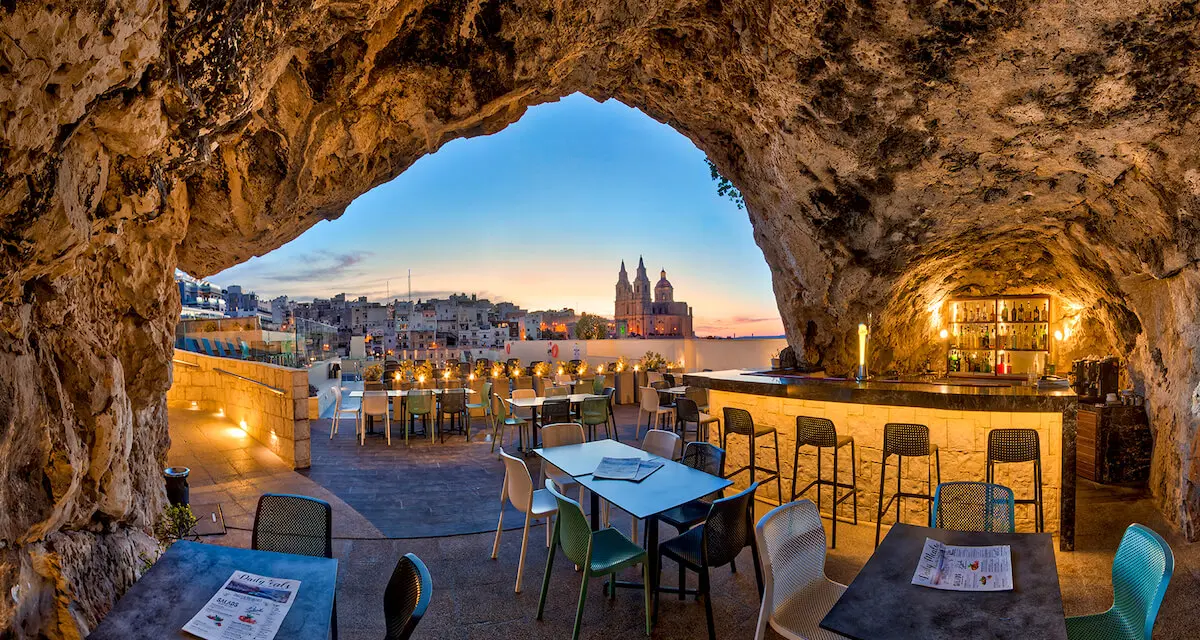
[685,371,1079,550]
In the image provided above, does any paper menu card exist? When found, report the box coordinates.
[912,538,1013,591]
[183,571,300,640]
[593,457,665,482]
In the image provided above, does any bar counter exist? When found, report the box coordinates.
[683,370,1078,550]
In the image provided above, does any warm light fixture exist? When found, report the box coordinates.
[597,365,605,374]
[443,371,450,379]
[857,323,868,381]
[558,366,564,375]
[394,372,401,381]
[633,364,640,372]
[418,375,425,383]
[1054,330,1064,341]
[939,329,949,339]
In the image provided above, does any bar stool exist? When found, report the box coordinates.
[875,422,941,548]
[722,407,783,503]
[790,416,857,548]
[987,428,1043,532]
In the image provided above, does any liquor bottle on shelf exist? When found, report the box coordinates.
[1016,302,1023,322]
[1033,303,1040,322]
[981,326,989,349]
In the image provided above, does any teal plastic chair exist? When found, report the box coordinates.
[1065,524,1174,640]
[930,481,1015,533]
[536,481,651,640]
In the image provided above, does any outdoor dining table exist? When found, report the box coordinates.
[819,523,1068,640]
[350,388,476,434]
[661,386,689,395]
[88,540,338,640]
[504,393,605,450]
[534,439,732,623]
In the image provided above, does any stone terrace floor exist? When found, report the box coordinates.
[167,404,1199,639]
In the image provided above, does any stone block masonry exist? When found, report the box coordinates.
[707,390,1064,535]
[167,350,311,469]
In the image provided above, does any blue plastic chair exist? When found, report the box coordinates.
[199,338,216,357]
[185,337,201,353]
[930,481,1015,533]
[226,341,241,359]
[1065,524,1174,640]
[240,340,252,359]
[213,340,228,358]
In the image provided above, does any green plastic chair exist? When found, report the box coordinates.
[406,390,433,444]
[592,375,605,395]
[536,481,651,640]
[465,381,493,442]
[493,392,527,453]
[1065,524,1174,640]
[930,481,1015,533]
[580,396,612,441]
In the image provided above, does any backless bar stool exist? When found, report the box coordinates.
[722,407,783,503]
[987,428,1043,532]
[875,423,941,548]
[790,416,857,548]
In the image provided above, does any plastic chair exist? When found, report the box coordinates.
[626,429,682,545]
[536,481,651,640]
[875,422,940,547]
[602,387,620,442]
[580,396,612,441]
[540,423,586,501]
[406,390,433,443]
[791,416,857,548]
[657,483,762,640]
[492,449,558,593]
[592,375,606,395]
[686,386,710,412]
[437,389,468,443]
[253,494,337,639]
[987,428,1043,532]
[360,390,391,446]
[493,392,528,452]
[675,397,720,442]
[723,407,783,505]
[637,386,675,440]
[465,381,494,442]
[658,443,728,598]
[931,482,1016,533]
[545,386,569,398]
[753,500,848,640]
[331,388,360,440]
[384,553,432,640]
[1065,524,1174,640]
[540,398,571,427]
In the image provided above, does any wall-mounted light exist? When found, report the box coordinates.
[1054,330,1064,341]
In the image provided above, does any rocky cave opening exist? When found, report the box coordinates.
[2,0,1199,636]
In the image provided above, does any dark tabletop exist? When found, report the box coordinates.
[576,460,732,520]
[88,540,338,640]
[820,524,1066,640]
[534,439,652,477]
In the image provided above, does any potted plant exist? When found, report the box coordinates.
[364,363,384,382]
[532,361,550,394]
[414,360,434,387]
[614,356,636,404]
[770,348,782,370]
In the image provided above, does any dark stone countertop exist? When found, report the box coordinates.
[683,369,1077,413]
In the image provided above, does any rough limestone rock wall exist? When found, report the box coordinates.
[1,0,1198,635]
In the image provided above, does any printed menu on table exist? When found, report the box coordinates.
[183,571,300,640]
[912,538,1013,591]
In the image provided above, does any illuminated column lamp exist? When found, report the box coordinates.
[856,323,869,381]
[939,328,950,376]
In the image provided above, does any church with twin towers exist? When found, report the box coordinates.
[614,257,695,338]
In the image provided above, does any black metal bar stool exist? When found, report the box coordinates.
[875,422,941,548]
[790,416,857,548]
[987,428,1043,532]
[721,407,783,503]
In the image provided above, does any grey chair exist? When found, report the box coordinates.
[252,494,336,639]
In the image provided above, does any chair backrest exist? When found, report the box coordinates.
[639,386,661,412]
[545,480,593,567]
[580,397,608,425]
[795,416,839,448]
[441,389,466,412]
[723,407,756,436]
[931,482,1016,533]
[407,389,432,415]
[754,500,831,628]
[663,373,676,387]
[592,375,605,394]
[252,493,333,558]
[646,371,664,385]
[1111,524,1175,640]
[541,398,571,424]
[362,390,389,415]
[883,422,931,457]
[641,429,682,460]
[541,422,585,448]
[383,553,432,640]
[544,386,568,398]
[555,373,573,385]
[439,378,461,390]
[649,380,668,390]
[478,382,493,409]
[702,482,759,567]
[675,397,701,423]
[682,441,725,477]
[512,388,536,401]
[365,380,385,392]
[498,448,535,513]
[685,385,708,407]
[514,375,533,390]
[987,428,1040,463]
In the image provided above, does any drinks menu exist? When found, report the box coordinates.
[912,538,1013,591]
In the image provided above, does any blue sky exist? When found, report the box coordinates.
[213,93,783,337]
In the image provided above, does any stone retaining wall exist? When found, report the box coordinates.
[708,390,1063,533]
[167,350,311,468]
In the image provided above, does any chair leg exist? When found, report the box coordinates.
[491,506,504,559]
[678,559,686,601]
[385,413,391,446]
[832,446,839,549]
[643,561,652,636]
[875,452,887,548]
[790,438,801,502]
[701,567,715,640]
[536,523,557,620]
[851,441,859,524]
[331,598,338,640]
[572,570,590,640]
[516,515,532,593]
[773,431,783,503]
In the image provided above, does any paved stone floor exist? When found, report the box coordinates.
[167,404,1199,639]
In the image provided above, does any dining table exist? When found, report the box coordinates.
[87,540,338,640]
[504,393,605,450]
[350,388,476,435]
[819,523,1068,640]
[534,439,732,623]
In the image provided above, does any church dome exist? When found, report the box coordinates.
[656,269,672,289]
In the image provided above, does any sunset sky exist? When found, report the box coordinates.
[212,93,784,337]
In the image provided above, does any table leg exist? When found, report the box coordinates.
[532,407,540,449]
[648,514,660,625]
[591,492,600,531]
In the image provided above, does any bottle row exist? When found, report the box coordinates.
[949,351,1025,375]
[953,299,1049,323]
[952,323,1051,351]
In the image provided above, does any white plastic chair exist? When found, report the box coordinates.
[754,500,850,640]
[637,386,675,440]
[554,373,574,386]
[646,371,665,386]
[331,388,360,440]
[492,448,559,593]
[540,423,586,501]
[359,390,391,446]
